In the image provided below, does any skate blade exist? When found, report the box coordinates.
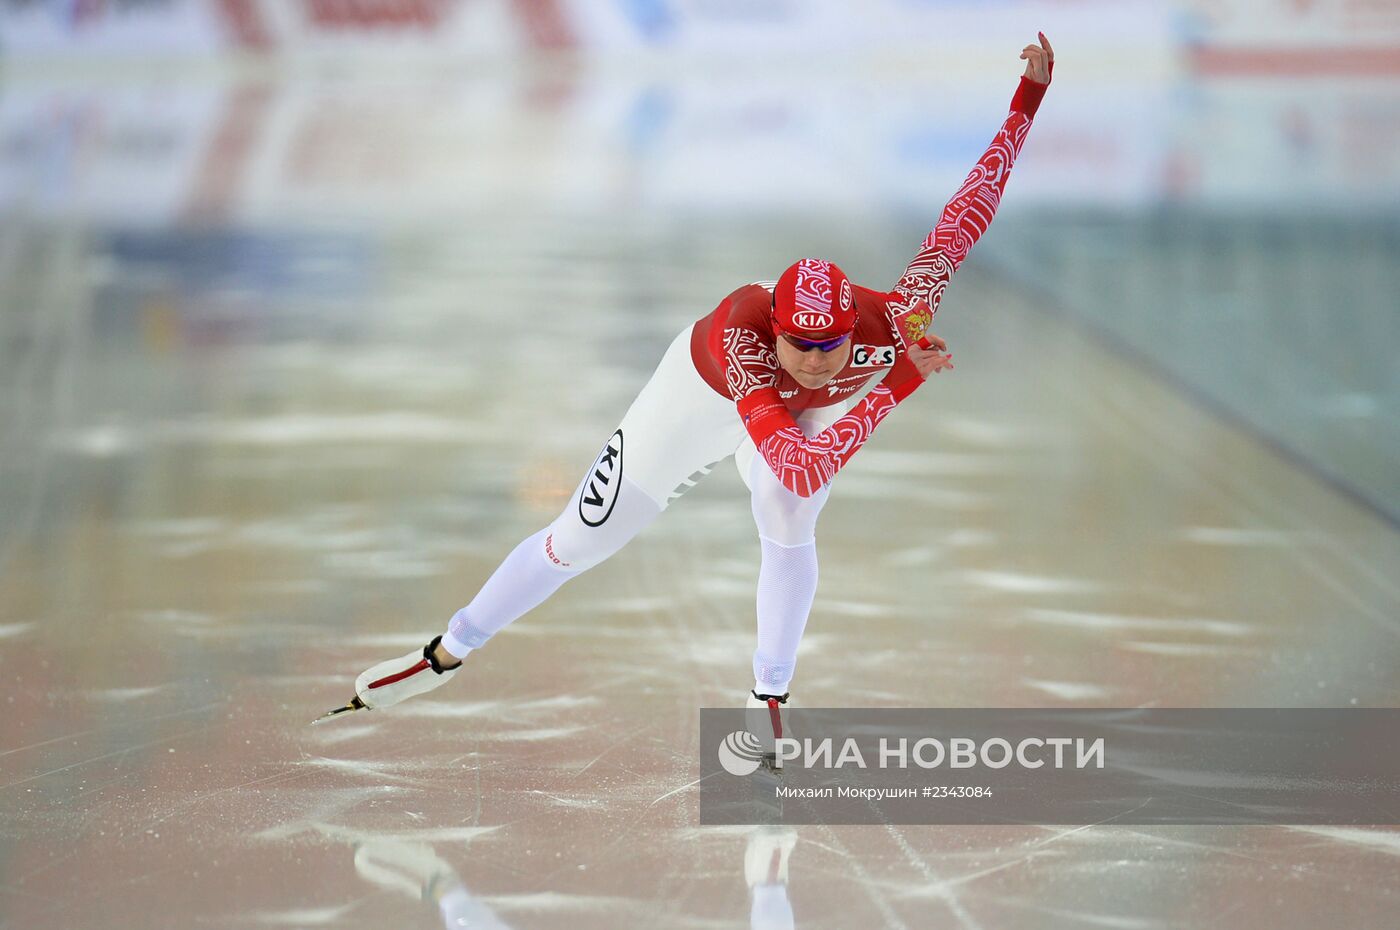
[311,696,368,725]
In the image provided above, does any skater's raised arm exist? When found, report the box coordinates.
[888,33,1054,348]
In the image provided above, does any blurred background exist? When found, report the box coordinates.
[1,2,1398,929]
[2,0,1396,532]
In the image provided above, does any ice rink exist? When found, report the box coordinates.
[2,2,1399,927]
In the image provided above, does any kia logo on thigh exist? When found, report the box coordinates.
[579,429,624,527]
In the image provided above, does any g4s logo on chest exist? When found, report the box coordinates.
[850,345,896,368]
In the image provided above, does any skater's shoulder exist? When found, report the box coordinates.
[852,285,902,334]
[732,280,776,304]
[851,282,896,311]
[718,282,778,326]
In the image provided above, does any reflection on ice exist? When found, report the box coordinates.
[246,903,360,926]
[355,839,512,929]
[1287,827,1400,857]
[1119,642,1258,658]
[297,756,432,784]
[86,685,169,702]
[308,723,380,745]
[342,828,798,930]
[1020,608,1254,638]
[386,695,601,724]
[1178,526,1300,547]
[961,571,1103,595]
[1020,679,1114,702]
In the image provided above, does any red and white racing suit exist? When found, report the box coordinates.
[441,75,1050,691]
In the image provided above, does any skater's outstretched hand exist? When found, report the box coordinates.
[1021,32,1054,84]
[908,332,954,379]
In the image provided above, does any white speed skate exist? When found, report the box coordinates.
[312,634,461,724]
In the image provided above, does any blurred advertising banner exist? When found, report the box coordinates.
[1180,0,1400,52]
[0,83,235,222]
[3,1,1396,58]
[0,0,230,56]
[0,67,1169,224]
[0,0,1165,56]
[6,63,1396,223]
[2,1,1395,221]
[556,0,1167,51]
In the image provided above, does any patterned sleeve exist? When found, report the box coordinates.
[887,75,1048,348]
[727,324,926,498]
[723,327,780,400]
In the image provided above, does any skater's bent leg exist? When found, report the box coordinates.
[752,538,818,695]
[440,473,663,659]
[748,452,830,695]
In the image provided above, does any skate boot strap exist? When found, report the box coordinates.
[424,635,462,674]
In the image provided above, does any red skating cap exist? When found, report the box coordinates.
[773,258,855,338]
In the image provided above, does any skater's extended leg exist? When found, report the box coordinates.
[353,469,663,712]
[335,321,740,716]
[439,472,662,659]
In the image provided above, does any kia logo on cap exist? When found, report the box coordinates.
[792,310,835,331]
